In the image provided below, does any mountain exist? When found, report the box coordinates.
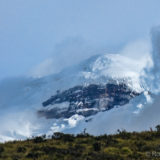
[39,83,140,119]
[0,53,151,142]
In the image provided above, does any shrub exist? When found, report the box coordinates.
[0,146,4,153]
[17,146,26,153]
[33,136,45,143]
[121,147,132,155]
[93,142,101,151]
[156,125,160,132]
[104,147,119,155]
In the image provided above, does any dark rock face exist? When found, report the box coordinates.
[38,83,140,119]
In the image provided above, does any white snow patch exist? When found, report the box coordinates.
[64,114,84,128]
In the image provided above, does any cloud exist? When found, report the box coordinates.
[30,59,54,78]
[29,37,103,78]
[0,109,40,141]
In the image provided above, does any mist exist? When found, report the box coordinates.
[29,37,105,78]
[1,0,160,80]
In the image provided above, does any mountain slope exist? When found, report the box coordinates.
[39,83,140,119]
[0,53,152,142]
[1,126,160,160]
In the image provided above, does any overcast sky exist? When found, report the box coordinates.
[0,0,160,79]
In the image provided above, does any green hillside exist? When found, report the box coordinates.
[1,125,160,160]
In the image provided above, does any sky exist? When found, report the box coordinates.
[0,0,160,79]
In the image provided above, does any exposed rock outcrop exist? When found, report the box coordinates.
[38,83,140,119]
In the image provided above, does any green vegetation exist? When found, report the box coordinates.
[1,126,160,160]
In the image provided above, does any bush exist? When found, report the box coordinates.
[33,136,45,143]
[121,147,132,155]
[156,125,160,132]
[0,146,4,153]
[52,132,65,139]
[17,146,26,153]
[117,129,131,139]
[93,142,101,151]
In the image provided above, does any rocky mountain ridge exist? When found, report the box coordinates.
[38,83,140,119]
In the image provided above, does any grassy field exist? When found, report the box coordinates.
[1,126,160,160]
